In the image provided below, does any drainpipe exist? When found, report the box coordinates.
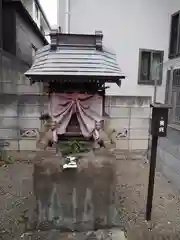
[153,62,164,103]
[65,0,70,33]
[168,66,174,105]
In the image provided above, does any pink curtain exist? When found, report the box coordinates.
[48,93,102,138]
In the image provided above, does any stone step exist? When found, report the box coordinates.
[20,228,126,240]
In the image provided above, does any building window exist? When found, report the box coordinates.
[138,49,164,85]
[169,11,180,58]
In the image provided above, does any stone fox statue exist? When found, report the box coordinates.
[36,113,58,150]
[93,121,117,149]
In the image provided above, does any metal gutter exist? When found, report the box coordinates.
[35,0,51,30]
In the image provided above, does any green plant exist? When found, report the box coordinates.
[60,140,89,156]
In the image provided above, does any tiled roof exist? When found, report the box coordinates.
[25,45,124,78]
[25,32,125,85]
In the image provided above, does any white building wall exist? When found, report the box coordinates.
[57,0,180,102]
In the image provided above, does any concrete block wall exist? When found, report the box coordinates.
[0,93,49,151]
[105,96,151,151]
[0,94,151,152]
[0,52,47,151]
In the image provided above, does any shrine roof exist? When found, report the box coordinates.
[25,31,125,86]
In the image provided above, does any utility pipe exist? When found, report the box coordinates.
[65,0,70,33]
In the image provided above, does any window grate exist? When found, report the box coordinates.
[138,49,164,85]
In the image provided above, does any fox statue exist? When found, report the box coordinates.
[93,121,117,149]
[36,113,58,150]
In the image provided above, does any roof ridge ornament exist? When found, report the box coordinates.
[50,29,103,50]
[95,30,103,51]
[50,29,58,50]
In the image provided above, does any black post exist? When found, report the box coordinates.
[0,0,2,92]
[0,0,2,50]
[146,135,158,221]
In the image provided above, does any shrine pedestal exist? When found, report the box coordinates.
[31,149,120,231]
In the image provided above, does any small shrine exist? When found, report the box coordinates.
[25,29,125,147]
[25,30,126,231]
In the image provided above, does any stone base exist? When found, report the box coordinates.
[21,228,126,240]
[30,149,121,232]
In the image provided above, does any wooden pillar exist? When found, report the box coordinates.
[102,87,106,129]
[102,89,105,116]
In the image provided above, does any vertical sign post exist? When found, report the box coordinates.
[146,103,170,221]
[0,0,2,92]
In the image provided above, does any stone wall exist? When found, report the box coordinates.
[105,96,151,152]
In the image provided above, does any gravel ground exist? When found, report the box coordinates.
[0,152,180,239]
[0,161,34,240]
[115,155,180,240]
